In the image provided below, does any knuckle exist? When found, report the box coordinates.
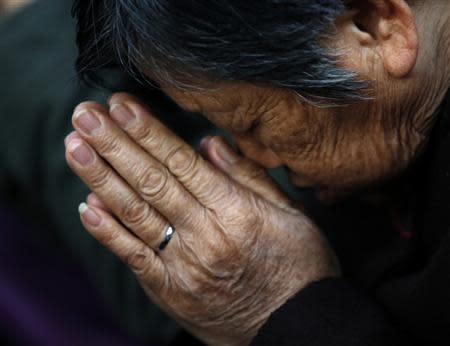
[207,183,239,208]
[134,123,160,150]
[246,170,268,186]
[90,166,113,190]
[125,245,152,273]
[121,197,151,227]
[96,134,122,157]
[245,196,266,227]
[137,166,169,201]
[222,194,264,229]
[199,234,242,276]
[96,225,120,247]
[166,146,198,178]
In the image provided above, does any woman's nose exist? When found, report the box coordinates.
[233,134,283,169]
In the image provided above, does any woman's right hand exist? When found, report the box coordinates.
[66,95,340,345]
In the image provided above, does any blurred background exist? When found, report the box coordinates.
[0,1,196,345]
[0,0,32,15]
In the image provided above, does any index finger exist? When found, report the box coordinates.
[108,93,235,208]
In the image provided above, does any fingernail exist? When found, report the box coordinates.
[74,110,101,135]
[79,202,102,227]
[215,139,238,165]
[110,103,136,129]
[69,142,94,166]
[64,132,78,147]
[200,136,212,149]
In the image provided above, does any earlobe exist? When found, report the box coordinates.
[379,0,418,77]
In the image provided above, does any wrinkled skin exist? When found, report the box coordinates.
[162,83,429,194]
[65,94,338,345]
[64,1,450,345]
[159,0,450,199]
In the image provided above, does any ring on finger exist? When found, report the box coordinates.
[159,225,175,251]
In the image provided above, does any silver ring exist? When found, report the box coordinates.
[158,226,175,251]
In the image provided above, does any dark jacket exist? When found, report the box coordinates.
[252,94,450,345]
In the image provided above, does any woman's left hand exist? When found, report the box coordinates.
[65,93,339,345]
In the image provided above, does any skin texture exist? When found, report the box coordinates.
[65,96,338,345]
[64,0,450,344]
[161,0,450,198]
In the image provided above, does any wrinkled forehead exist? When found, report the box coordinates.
[162,80,274,110]
[160,81,299,134]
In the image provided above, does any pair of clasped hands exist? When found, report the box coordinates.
[64,93,338,345]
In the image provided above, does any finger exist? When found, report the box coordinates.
[65,137,171,251]
[77,202,165,284]
[87,191,177,254]
[64,131,80,147]
[74,101,109,115]
[71,105,204,230]
[202,136,293,210]
[108,93,235,208]
[66,136,112,214]
[87,192,111,212]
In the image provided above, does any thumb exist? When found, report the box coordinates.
[201,136,293,210]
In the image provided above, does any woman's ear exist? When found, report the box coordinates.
[341,0,418,78]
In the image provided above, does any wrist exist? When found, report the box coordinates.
[249,221,340,341]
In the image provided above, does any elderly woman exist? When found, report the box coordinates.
[64,0,450,344]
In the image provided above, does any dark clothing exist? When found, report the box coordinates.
[253,95,450,345]
[2,1,450,346]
